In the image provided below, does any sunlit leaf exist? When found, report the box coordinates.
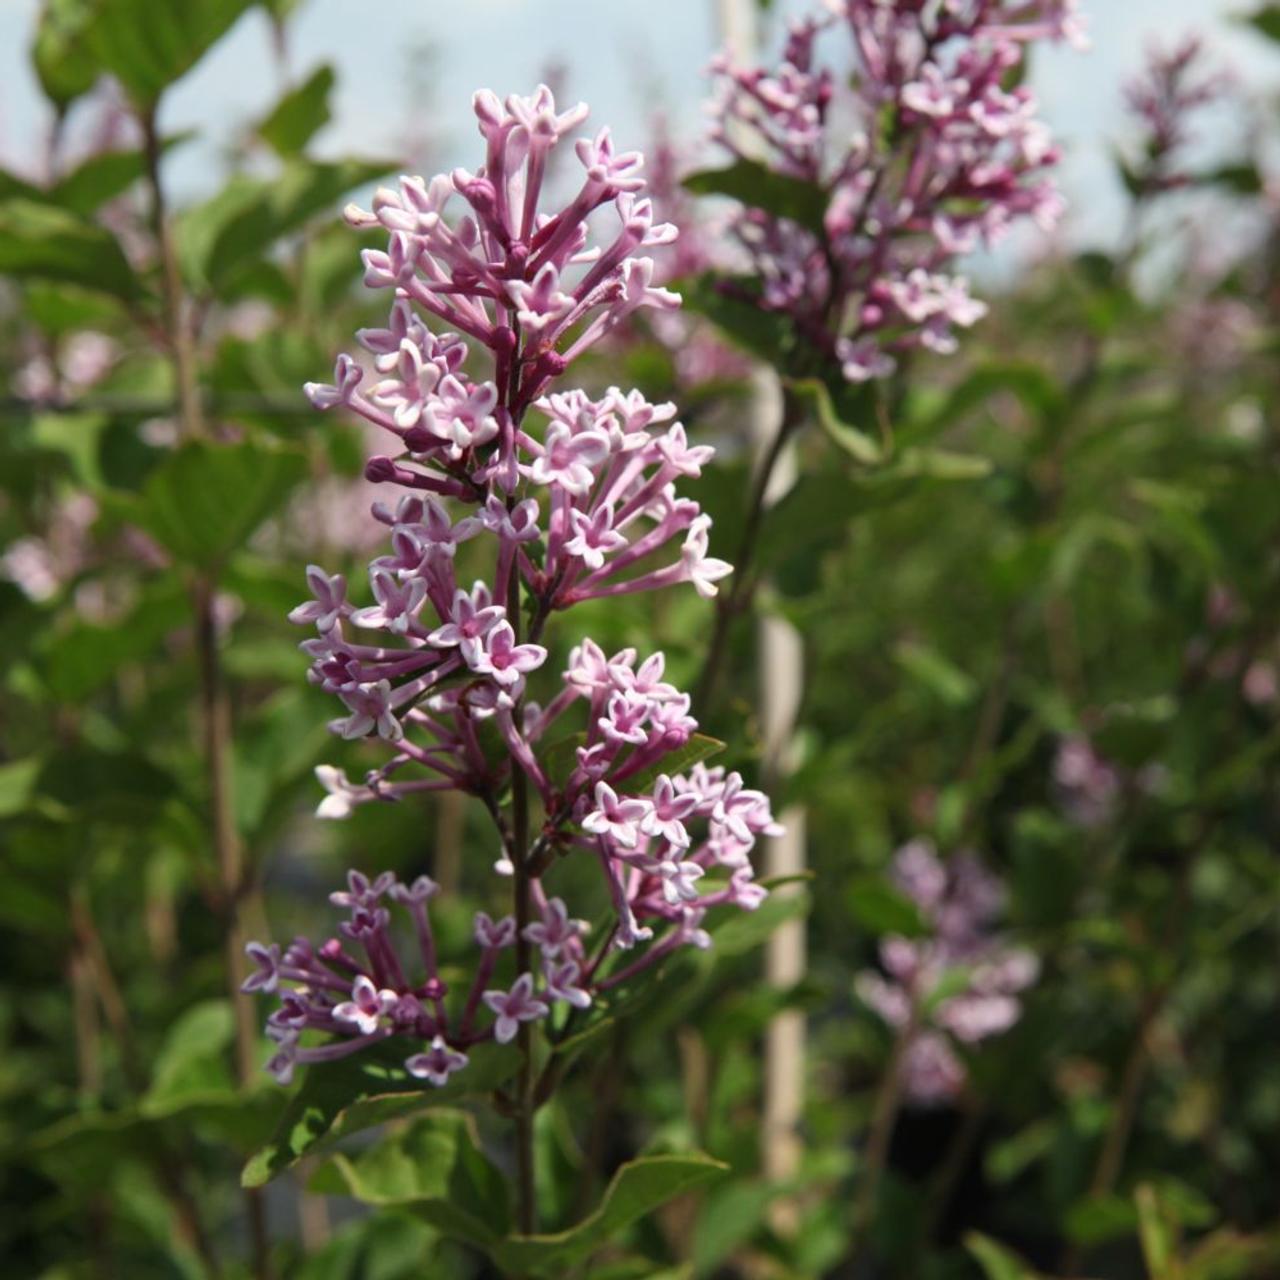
[119,440,306,570]
[309,1110,508,1249]
[964,1232,1042,1280]
[492,1153,728,1274]
[82,0,258,109]
[257,64,336,156]
[242,1040,519,1187]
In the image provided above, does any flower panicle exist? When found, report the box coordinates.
[855,839,1037,1105]
[249,85,777,1090]
[705,0,1085,383]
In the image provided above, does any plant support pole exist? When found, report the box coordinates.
[712,0,810,1200]
[753,375,809,1195]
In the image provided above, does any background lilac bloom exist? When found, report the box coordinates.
[702,0,1081,383]
[857,841,1037,1106]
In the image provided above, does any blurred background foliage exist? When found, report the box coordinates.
[1,1,1279,1277]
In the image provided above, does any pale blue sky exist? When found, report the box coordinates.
[0,0,1274,247]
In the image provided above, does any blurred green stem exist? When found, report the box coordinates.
[141,110,272,1280]
[694,389,806,711]
[848,1009,917,1267]
[71,889,222,1276]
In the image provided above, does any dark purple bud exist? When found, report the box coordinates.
[403,426,436,453]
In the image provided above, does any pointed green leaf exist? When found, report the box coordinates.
[893,639,978,707]
[679,272,798,366]
[309,1110,508,1249]
[37,577,189,702]
[51,134,192,214]
[0,758,42,819]
[1243,5,1280,43]
[683,159,829,236]
[493,1153,728,1274]
[0,198,141,300]
[120,440,305,570]
[1135,1184,1179,1280]
[964,1233,1042,1280]
[83,0,257,109]
[178,158,396,292]
[787,376,884,465]
[621,734,725,793]
[0,168,45,204]
[711,886,810,958]
[846,875,929,938]
[145,1000,237,1108]
[242,1040,519,1187]
[257,64,336,156]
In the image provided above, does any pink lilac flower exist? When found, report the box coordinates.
[703,1,1082,383]
[484,975,550,1044]
[1122,34,1229,194]
[1052,735,1121,829]
[247,87,778,1091]
[857,841,1037,1107]
[406,1036,469,1086]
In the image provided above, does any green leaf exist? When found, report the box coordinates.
[178,158,396,292]
[177,175,278,291]
[0,198,141,300]
[1136,1184,1178,1280]
[893,639,977,707]
[271,157,399,242]
[787,376,884,465]
[146,1000,237,1106]
[880,447,993,482]
[82,0,258,109]
[0,758,42,819]
[692,1180,775,1273]
[845,874,928,938]
[51,135,192,215]
[711,886,810,957]
[120,440,306,570]
[1065,1192,1139,1245]
[679,272,797,366]
[492,1153,728,1275]
[32,1089,279,1192]
[310,1110,507,1250]
[257,64,335,156]
[1197,161,1264,196]
[964,1232,1041,1280]
[234,687,333,837]
[916,361,1064,439]
[36,746,176,825]
[242,1040,519,1187]
[683,159,828,236]
[31,0,100,109]
[37,578,189,702]
[620,734,725,793]
[0,168,45,204]
[1243,5,1280,43]
[23,281,127,335]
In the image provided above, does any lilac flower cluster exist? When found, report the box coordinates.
[246,87,776,1088]
[706,0,1084,383]
[1052,734,1170,830]
[856,840,1037,1105]
[1123,34,1227,194]
[1052,735,1122,829]
[246,871,559,1084]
